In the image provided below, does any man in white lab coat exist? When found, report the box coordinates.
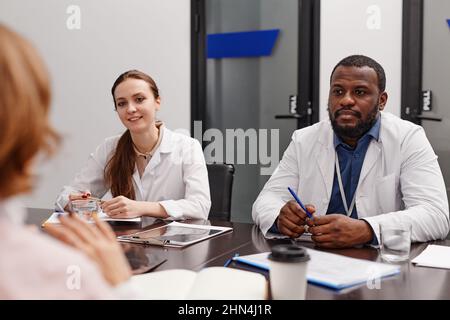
[252,55,449,248]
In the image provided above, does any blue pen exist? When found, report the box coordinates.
[224,253,239,267]
[287,187,313,219]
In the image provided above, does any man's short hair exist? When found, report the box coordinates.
[330,55,386,92]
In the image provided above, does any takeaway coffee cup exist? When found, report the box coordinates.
[268,244,310,300]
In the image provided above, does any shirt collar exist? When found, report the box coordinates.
[157,124,175,153]
[333,113,381,149]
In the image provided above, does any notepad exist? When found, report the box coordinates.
[411,245,450,269]
[233,248,400,290]
[42,211,141,226]
[130,267,268,299]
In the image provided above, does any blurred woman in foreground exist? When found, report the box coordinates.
[0,24,138,299]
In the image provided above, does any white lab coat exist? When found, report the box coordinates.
[56,126,211,220]
[252,112,449,243]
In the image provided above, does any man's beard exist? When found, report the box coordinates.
[328,104,379,140]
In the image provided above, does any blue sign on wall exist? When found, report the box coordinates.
[447,19,450,29]
[207,29,280,59]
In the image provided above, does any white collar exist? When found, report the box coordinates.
[157,126,175,154]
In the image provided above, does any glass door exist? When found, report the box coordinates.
[197,0,305,222]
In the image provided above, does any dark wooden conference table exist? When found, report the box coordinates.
[28,208,450,300]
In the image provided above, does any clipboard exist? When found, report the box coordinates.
[117,221,233,248]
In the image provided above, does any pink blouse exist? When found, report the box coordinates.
[0,202,116,299]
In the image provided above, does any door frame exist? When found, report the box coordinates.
[191,0,424,133]
[191,0,321,133]
[401,0,423,124]
[191,0,206,135]
[297,0,321,127]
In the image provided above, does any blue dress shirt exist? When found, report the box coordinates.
[326,115,381,218]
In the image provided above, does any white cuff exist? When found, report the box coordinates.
[361,217,381,247]
[159,200,184,220]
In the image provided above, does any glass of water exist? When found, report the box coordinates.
[380,221,412,263]
[69,199,99,221]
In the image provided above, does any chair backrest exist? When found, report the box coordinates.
[207,163,235,221]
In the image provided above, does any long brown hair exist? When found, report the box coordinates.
[0,24,59,200]
[104,70,160,199]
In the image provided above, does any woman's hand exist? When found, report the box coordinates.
[101,196,144,218]
[44,213,132,286]
[102,196,169,219]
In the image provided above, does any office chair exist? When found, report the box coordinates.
[206,163,235,221]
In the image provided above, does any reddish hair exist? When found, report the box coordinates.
[0,24,59,199]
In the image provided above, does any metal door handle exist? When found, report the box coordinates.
[415,115,443,122]
[275,114,305,119]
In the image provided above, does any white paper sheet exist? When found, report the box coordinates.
[42,211,141,225]
[411,245,450,269]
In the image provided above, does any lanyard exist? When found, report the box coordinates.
[335,152,356,217]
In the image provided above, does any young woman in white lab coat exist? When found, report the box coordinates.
[56,70,211,220]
